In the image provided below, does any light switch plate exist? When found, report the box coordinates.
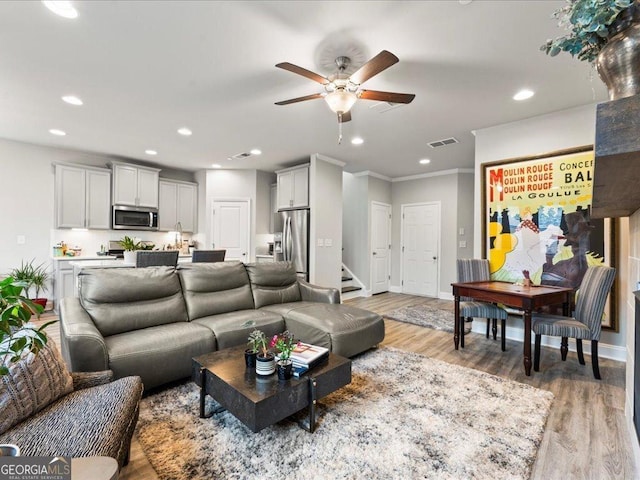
[459,228,465,236]
[459,240,467,248]
[317,238,324,247]
[16,235,25,245]
[325,238,333,247]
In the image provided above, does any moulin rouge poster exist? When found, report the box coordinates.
[484,149,607,291]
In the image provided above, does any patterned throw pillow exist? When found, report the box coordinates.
[0,339,73,435]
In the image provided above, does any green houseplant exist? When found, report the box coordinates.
[0,276,54,375]
[541,0,635,62]
[10,259,50,309]
[270,330,300,380]
[245,329,265,368]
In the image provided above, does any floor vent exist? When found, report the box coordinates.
[427,137,459,148]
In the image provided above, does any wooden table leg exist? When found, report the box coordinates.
[523,309,532,376]
[454,295,460,350]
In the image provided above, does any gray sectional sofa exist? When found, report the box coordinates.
[59,261,384,389]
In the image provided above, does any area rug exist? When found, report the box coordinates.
[385,303,460,332]
[136,347,553,480]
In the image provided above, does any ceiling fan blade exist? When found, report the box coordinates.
[349,50,399,85]
[338,111,352,123]
[275,93,324,106]
[276,62,330,85]
[359,90,416,104]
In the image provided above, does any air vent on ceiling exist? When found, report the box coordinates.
[227,152,252,160]
[368,101,406,114]
[427,137,459,148]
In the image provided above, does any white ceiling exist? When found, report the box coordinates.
[0,1,607,178]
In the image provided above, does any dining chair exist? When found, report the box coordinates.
[532,265,615,379]
[191,249,226,263]
[457,259,509,351]
[135,250,179,268]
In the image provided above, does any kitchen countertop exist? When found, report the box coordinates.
[52,255,118,261]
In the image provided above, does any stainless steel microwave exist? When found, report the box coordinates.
[112,205,158,230]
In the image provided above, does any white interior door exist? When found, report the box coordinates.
[371,202,391,294]
[401,203,439,297]
[212,200,250,262]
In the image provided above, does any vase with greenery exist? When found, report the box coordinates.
[0,276,55,376]
[541,0,640,99]
[10,259,50,309]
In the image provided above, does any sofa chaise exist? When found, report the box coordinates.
[59,261,384,390]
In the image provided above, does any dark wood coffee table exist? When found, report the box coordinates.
[192,346,351,433]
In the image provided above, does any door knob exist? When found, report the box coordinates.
[433,256,437,260]
[372,252,377,256]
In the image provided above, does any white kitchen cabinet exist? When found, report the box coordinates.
[158,179,197,232]
[112,161,160,208]
[55,164,111,229]
[276,164,309,210]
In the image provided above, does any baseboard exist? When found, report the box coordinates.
[469,321,626,362]
[439,291,454,301]
[389,285,402,293]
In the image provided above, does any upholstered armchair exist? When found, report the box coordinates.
[532,265,616,379]
[457,259,509,351]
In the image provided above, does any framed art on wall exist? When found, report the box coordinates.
[481,146,618,331]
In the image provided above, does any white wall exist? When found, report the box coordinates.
[626,211,640,467]
[310,154,343,291]
[473,103,627,358]
[200,169,257,261]
[457,172,475,257]
[390,171,466,296]
[342,173,368,286]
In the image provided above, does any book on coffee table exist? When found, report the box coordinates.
[289,343,329,369]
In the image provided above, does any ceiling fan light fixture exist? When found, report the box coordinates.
[324,90,358,114]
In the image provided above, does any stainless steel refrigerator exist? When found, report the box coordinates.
[274,208,309,280]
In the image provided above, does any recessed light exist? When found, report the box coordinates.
[42,1,78,19]
[49,129,66,136]
[145,150,158,156]
[250,149,262,155]
[419,158,431,165]
[177,127,192,136]
[351,137,364,145]
[513,89,534,101]
[62,95,83,106]
[211,164,222,168]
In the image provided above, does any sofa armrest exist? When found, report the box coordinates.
[71,370,114,390]
[298,279,340,304]
[60,297,109,372]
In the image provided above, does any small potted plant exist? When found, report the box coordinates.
[10,259,50,310]
[270,331,300,380]
[245,329,262,368]
[120,236,142,264]
[249,329,275,376]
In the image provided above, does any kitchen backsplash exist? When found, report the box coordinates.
[50,229,194,257]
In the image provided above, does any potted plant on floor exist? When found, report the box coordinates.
[270,331,299,380]
[250,329,275,376]
[1,275,55,456]
[10,259,50,310]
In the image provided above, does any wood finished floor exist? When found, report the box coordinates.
[39,293,636,479]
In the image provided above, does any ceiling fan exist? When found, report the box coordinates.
[275,50,416,126]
